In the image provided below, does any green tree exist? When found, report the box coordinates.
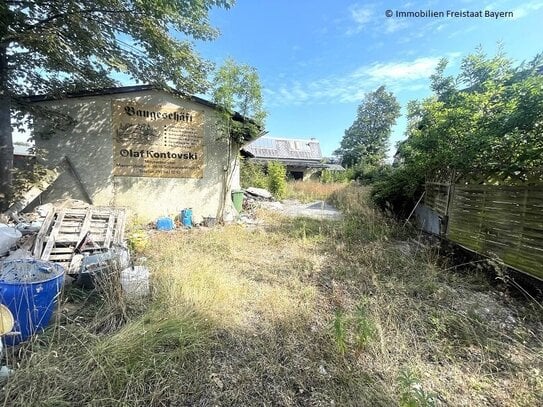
[335,85,400,168]
[373,48,543,215]
[212,57,266,141]
[401,48,543,182]
[211,57,266,218]
[0,0,234,209]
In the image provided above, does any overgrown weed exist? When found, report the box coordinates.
[286,180,345,203]
[1,185,541,406]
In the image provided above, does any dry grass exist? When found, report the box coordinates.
[286,179,346,202]
[1,184,542,406]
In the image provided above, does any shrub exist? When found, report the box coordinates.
[267,161,287,199]
[240,160,267,189]
[320,168,353,184]
[370,166,424,218]
[320,169,334,184]
[353,163,393,185]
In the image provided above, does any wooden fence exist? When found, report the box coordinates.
[423,183,543,280]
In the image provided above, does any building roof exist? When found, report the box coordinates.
[13,143,34,156]
[25,84,214,107]
[24,84,262,142]
[324,163,345,171]
[242,136,323,163]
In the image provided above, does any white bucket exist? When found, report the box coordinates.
[0,225,22,256]
[120,266,150,298]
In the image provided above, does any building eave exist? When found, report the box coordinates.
[22,84,262,143]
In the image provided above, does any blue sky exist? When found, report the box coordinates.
[195,0,543,158]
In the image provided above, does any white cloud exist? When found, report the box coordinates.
[385,18,409,33]
[512,1,543,19]
[362,57,442,81]
[346,4,374,35]
[264,56,452,107]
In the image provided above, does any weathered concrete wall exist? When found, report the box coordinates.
[34,90,238,222]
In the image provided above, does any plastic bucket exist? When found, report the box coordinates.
[120,266,150,299]
[231,190,244,212]
[0,259,65,345]
[156,216,174,231]
[181,208,193,228]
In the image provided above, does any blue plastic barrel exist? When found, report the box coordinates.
[0,259,65,345]
[181,208,193,228]
[156,216,174,231]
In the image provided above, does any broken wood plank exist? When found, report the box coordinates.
[113,210,126,244]
[75,208,92,244]
[33,208,56,257]
[64,156,93,205]
[48,254,75,261]
[41,211,66,261]
[5,167,64,217]
[103,213,115,248]
[20,234,36,252]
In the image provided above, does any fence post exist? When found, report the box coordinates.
[443,171,455,237]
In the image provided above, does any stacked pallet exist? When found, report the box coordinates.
[32,206,126,274]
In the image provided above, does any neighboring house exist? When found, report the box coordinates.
[24,85,258,221]
[323,163,345,172]
[13,143,36,170]
[241,136,325,180]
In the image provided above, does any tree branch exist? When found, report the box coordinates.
[2,7,141,44]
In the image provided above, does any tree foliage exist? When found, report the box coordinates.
[336,86,400,168]
[399,48,543,183]
[0,0,234,207]
[211,58,266,143]
[3,0,233,96]
[373,48,543,215]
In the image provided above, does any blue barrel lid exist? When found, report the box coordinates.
[0,259,65,285]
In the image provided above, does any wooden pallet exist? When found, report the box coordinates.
[32,207,126,274]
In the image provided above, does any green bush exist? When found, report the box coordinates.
[370,166,424,218]
[240,160,267,189]
[267,161,287,199]
[353,163,393,185]
[240,159,287,199]
[320,169,334,184]
[320,168,353,184]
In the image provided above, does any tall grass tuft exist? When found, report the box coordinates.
[286,180,345,202]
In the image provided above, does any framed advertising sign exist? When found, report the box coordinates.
[112,101,204,178]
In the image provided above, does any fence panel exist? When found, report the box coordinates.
[446,185,543,280]
[424,182,450,216]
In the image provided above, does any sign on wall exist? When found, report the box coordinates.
[112,100,204,178]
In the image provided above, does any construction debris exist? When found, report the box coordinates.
[245,187,273,200]
[33,205,126,275]
[0,226,22,256]
[1,200,127,278]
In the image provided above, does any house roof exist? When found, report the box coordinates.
[242,136,323,163]
[248,158,326,169]
[24,84,262,142]
[324,163,345,171]
[13,143,34,156]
